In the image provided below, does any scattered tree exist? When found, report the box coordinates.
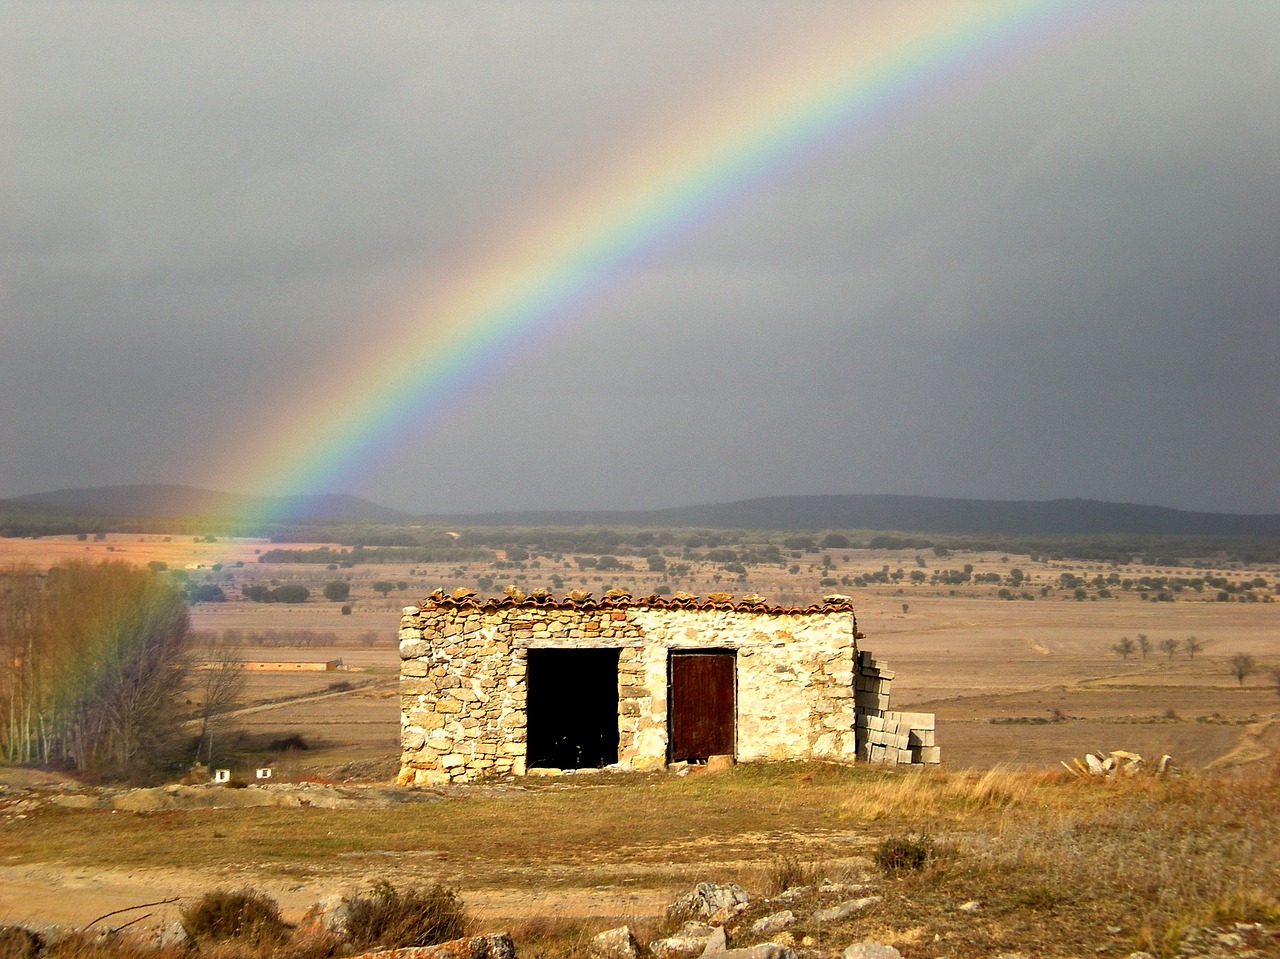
[323,580,351,602]
[1113,637,1137,660]
[1137,634,1151,659]
[1184,636,1205,659]
[1229,653,1256,686]
[372,581,396,597]
[1159,638,1179,660]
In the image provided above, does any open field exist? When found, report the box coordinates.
[4,532,1277,777]
[2,531,1277,951]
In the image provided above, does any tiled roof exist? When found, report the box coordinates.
[414,587,856,615]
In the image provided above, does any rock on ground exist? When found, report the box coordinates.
[842,944,901,959]
[349,932,516,959]
[811,898,880,923]
[589,926,641,959]
[749,912,795,936]
[650,922,717,959]
[666,883,750,923]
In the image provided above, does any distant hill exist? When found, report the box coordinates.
[7,484,412,525]
[437,494,1280,538]
[3,486,1278,538]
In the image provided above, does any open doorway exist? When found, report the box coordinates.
[668,650,736,763]
[526,648,620,769]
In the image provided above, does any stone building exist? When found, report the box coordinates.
[397,588,937,785]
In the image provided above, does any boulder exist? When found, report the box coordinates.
[589,926,641,959]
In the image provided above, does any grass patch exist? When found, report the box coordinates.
[762,850,829,895]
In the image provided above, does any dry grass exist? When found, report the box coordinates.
[4,763,1279,956]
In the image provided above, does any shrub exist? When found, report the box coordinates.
[344,881,468,950]
[873,834,937,873]
[268,734,309,752]
[181,888,290,944]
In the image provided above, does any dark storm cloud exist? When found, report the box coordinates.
[2,2,1278,513]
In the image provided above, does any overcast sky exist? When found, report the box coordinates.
[3,2,1278,515]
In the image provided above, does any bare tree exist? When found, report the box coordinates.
[0,561,191,779]
[1159,638,1179,660]
[1229,653,1256,687]
[196,644,247,765]
[1113,637,1136,660]
[1184,636,1205,660]
[1137,634,1151,659]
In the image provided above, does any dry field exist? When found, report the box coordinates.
[4,532,1277,777]
[2,532,1278,952]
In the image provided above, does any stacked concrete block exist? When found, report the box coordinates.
[854,650,940,765]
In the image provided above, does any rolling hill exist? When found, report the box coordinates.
[4,485,1278,538]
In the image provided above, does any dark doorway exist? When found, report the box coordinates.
[669,650,736,762]
[526,648,620,769]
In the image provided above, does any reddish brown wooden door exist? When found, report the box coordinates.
[669,651,735,762]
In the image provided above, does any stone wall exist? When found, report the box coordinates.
[397,591,935,785]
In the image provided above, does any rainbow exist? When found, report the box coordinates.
[219,0,1106,519]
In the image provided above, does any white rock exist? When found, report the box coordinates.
[589,925,641,959]
[750,912,795,936]
[842,943,901,959]
[811,897,881,922]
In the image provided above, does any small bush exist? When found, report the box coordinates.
[181,888,289,944]
[345,881,468,950]
[874,834,937,873]
[268,734,309,752]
